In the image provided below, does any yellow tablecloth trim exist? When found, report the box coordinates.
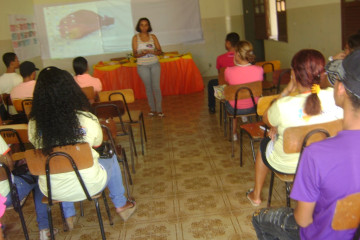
[93,53,193,71]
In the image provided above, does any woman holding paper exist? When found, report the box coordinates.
[132,17,164,117]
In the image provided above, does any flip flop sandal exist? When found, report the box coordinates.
[246,188,261,207]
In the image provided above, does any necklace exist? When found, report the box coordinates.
[234,62,251,67]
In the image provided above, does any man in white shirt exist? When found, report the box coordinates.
[0,52,22,94]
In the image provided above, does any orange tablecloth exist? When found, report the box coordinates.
[93,54,204,99]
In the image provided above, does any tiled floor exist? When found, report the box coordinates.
[2,81,290,239]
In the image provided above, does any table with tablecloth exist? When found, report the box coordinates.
[93,54,204,99]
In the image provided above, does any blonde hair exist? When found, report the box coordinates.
[235,40,256,63]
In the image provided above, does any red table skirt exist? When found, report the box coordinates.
[93,58,204,99]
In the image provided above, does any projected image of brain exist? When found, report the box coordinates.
[58,10,114,39]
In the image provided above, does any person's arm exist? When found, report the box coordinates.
[151,34,163,56]
[279,71,297,98]
[294,201,316,227]
[132,35,148,58]
[331,51,346,60]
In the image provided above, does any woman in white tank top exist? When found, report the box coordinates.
[132,18,164,117]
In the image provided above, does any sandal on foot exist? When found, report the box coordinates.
[246,188,261,207]
[117,199,136,221]
[39,228,59,240]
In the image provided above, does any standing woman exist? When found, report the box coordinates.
[132,17,164,117]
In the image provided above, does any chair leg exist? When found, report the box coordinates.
[127,129,136,174]
[250,139,256,163]
[239,129,243,167]
[286,182,291,207]
[267,172,275,207]
[129,126,137,157]
[140,113,147,142]
[47,205,55,240]
[230,119,234,157]
[122,151,133,185]
[93,199,106,240]
[139,121,144,155]
[59,202,69,232]
[118,152,132,199]
[80,201,84,217]
[219,101,223,126]
[17,204,29,240]
[223,111,227,137]
[101,192,113,225]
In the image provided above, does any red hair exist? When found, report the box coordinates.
[291,49,325,116]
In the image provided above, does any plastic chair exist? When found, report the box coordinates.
[93,101,137,173]
[267,119,343,207]
[0,161,30,240]
[99,89,146,155]
[25,143,113,240]
[331,192,360,240]
[223,81,262,157]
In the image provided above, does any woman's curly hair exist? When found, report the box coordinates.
[30,66,91,155]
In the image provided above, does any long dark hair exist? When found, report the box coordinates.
[291,49,325,116]
[30,66,91,154]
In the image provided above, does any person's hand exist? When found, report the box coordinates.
[269,127,278,141]
[333,51,346,60]
[280,72,296,98]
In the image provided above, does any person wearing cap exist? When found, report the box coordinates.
[10,61,39,100]
[251,50,360,240]
[0,52,22,94]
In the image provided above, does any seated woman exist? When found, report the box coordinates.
[224,40,263,140]
[0,135,50,239]
[246,49,343,206]
[28,67,136,228]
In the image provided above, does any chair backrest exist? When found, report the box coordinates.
[218,67,226,85]
[25,143,93,176]
[331,192,360,232]
[0,125,28,146]
[283,119,343,154]
[12,99,24,113]
[255,60,281,73]
[272,68,291,93]
[92,101,127,133]
[256,95,279,116]
[0,162,10,182]
[81,86,96,103]
[21,99,32,119]
[99,118,117,141]
[92,101,125,118]
[224,81,262,101]
[12,99,33,119]
[1,94,12,108]
[98,89,135,103]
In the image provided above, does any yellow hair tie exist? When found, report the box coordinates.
[311,84,320,94]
